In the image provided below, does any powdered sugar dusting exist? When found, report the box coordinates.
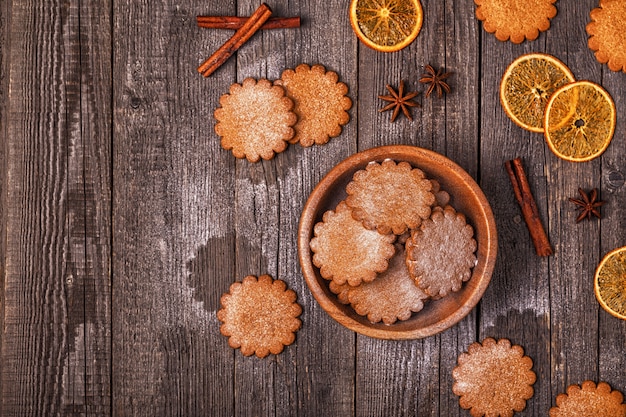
[235,176,280,273]
[182,166,233,240]
[62,323,87,408]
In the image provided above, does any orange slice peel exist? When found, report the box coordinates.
[595,246,626,321]
[544,80,615,162]
[500,53,575,133]
[349,0,423,53]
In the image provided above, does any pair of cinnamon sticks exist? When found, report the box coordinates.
[197,15,300,30]
[197,3,300,77]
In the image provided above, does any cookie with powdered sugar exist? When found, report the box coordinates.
[587,0,626,72]
[475,0,557,44]
[549,381,626,417]
[328,280,351,305]
[214,78,297,162]
[405,206,477,298]
[217,275,302,358]
[275,64,352,147]
[453,338,536,417]
[430,179,451,207]
[310,201,396,287]
[345,159,435,235]
[346,244,430,325]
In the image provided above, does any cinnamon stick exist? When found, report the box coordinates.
[505,158,553,257]
[197,16,300,30]
[197,3,273,77]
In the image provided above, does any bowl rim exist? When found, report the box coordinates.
[297,145,498,339]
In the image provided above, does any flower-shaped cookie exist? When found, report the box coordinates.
[329,280,351,304]
[214,78,297,162]
[310,201,396,286]
[217,275,302,358]
[549,381,626,417]
[587,0,626,72]
[347,244,429,324]
[406,206,477,298]
[453,338,536,417]
[474,0,557,44]
[430,179,451,207]
[345,159,435,235]
[275,64,352,147]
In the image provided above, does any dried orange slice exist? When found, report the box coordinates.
[544,80,615,162]
[594,246,626,321]
[349,0,423,53]
[500,53,574,132]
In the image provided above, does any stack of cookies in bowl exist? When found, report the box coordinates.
[310,159,477,325]
[298,145,497,339]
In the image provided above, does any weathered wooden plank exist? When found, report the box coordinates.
[478,45,554,417]
[285,0,359,415]
[2,0,112,415]
[228,0,359,415]
[598,39,626,393]
[352,0,480,415]
[207,1,281,415]
[228,6,284,399]
[354,10,435,416]
[476,7,556,417]
[437,2,483,415]
[64,6,91,413]
[65,0,113,415]
[232,157,281,417]
[112,0,236,415]
[545,0,603,399]
[0,0,9,410]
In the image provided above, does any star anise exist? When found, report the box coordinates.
[569,188,605,223]
[419,64,453,98]
[378,80,420,122]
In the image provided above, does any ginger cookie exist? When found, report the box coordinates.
[347,244,429,325]
[474,0,557,44]
[275,64,352,147]
[310,201,396,286]
[453,338,536,417]
[214,78,297,162]
[217,274,302,358]
[549,381,626,417]
[345,159,435,235]
[406,206,477,298]
[328,280,351,304]
[587,0,626,72]
[430,179,451,207]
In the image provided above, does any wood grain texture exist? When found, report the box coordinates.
[1,0,112,415]
[546,0,603,398]
[289,2,359,415]
[1,0,625,415]
[229,0,359,415]
[598,43,626,393]
[65,0,113,414]
[112,0,237,415]
[354,0,481,414]
[0,0,8,412]
[479,1,626,416]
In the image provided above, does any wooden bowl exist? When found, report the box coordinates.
[298,145,498,339]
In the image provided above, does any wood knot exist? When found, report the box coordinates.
[607,170,625,189]
[130,97,142,109]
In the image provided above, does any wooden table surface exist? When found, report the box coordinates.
[1,0,625,415]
